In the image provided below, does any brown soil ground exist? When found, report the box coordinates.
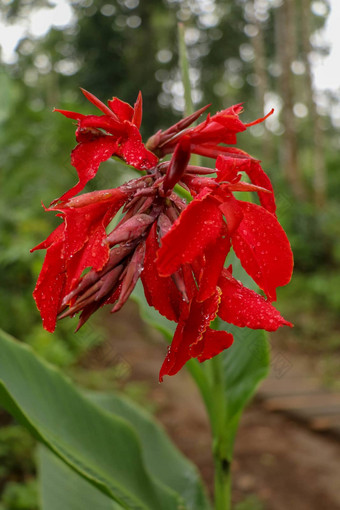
[81,301,340,510]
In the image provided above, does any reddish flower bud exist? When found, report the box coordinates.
[162,136,191,194]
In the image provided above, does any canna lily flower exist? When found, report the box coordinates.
[32,90,293,380]
[53,89,158,203]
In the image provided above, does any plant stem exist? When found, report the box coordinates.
[177,22,200,166]
[178,22,194,118]
[209,355,231,510]
[214,454,231,510]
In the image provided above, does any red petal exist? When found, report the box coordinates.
[218,194,244,235]
[55,189,127,293]
[141,224,182,322]
[80,88,119,119]
[194,329,234,362]
[216,156,275,214]
[157,189,224,276]
[232,202,293,301]
[31,222,64,252]
[218,269,292,331]
[159,289,221,380]
[77,115,124,136]
[215,154,241,182]
[242,160,276,214]
[55,137,119,203]
[54,109,85,121]
[108,97,134,122]
[32,234,66,332]
[117,123,158,170]
[196,225,231,302]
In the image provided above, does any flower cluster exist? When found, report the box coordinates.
[32,89,293,380]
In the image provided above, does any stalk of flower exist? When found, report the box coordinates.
[32,89,293,380]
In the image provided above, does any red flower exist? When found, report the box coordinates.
[32,91,293,380]
[54,89,158,203]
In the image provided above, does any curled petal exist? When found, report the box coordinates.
[232,201,293,301]
[218,269,292,331]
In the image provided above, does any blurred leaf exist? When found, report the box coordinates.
[0,329,186,510]
[1,480,38,510]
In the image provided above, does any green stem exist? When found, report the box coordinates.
[209,355,231,510]
[177,23,201,166]
[178,22,194,118]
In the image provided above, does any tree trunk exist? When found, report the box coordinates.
[251,2,272,161]
[300,0,327,207]
[275,0,307,200]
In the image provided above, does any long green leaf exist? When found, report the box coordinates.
[0,329,184,510]
[39,446,122,510]
[87,392,212,510]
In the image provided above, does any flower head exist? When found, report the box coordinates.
[32,90,293,380]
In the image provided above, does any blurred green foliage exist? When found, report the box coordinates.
[0,425,38,510]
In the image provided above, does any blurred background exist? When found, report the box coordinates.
[0,0,339,509]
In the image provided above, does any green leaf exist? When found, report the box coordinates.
[220,326,269,457]
[87,392,212,510]
[0,329,185,510]
[39,446,122,510]
[218,256,270,458]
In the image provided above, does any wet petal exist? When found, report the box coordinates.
[141,224,182,322]
[157,189,224,276]
[194,329,234,362]
[118,123,158,170]
[196,225,231,302]
[55,136,119,203]
[216,155,275,213]
[159,289,221,380]
[218,195,244,235]
[32,235,66,333]
[242,159,276,214]
[232,201,293,301]
[108,97,134,122]
[218,269,292,331]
